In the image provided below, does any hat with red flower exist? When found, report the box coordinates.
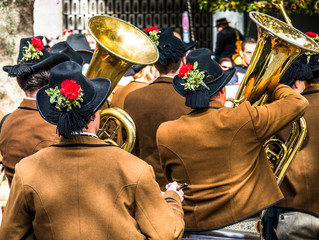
[36,60,111,138]
[156,27,197,65]
[173,48,235,109]
[145,26,161,46]
[305,31,319,55]
[3,36,79,78]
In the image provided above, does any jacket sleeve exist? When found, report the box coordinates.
[214,32,226,58]
[245,84,309,141]
[135,165,184,240]
[0,165,34,239]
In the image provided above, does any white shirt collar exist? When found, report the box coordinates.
[159,75,174,79]
[72,132,98,138]
[24,97,36,100]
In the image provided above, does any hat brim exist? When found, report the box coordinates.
[76,50,94,65]
[185,41,197,51]
[173,68,236,97]
[36,77,111,125]
[3,53,71,77]
[214,21,231,27]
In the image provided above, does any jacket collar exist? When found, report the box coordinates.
[20,98,37,108]
[188,101,224,115]
[151,76,174,84]
[209,100,225,109]
[303,84,319,95]
[58,135,106,146]
[18,98,38,111]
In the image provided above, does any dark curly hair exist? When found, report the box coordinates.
[154,58,183,75]
[16,68,51,93]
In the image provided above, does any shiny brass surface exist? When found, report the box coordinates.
[234,12,319,106]
[87,15,159,95]
[232,12,319,189]
[274,117,307,185]
[98,107,136,152]
[272,0,293,26]
[86,15,159,152]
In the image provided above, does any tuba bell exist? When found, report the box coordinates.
[86,15,159,152]
[231,11,319,184]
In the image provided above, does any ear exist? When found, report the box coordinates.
[182,55,187,65]
[220,86,226,95]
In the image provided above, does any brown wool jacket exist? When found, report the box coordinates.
[111,81,148,109]
[0,99,59,185]
[0,136,184,240]
[156,85,309,230]
[277,85,319,217]
[124,77,191,190]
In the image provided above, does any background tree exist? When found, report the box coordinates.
[0,0,35,113]
[198,0,319,15]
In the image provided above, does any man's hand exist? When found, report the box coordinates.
[165,181,184,202]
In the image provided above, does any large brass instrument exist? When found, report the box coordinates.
[232,11,319,185]
[86,15,159,152]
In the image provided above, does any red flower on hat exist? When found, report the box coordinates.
[305,31,318,38]
[178,63,194,77]
[62,28,73,35]
[59,80,82,100]
[31,37,44,51]
[145,26,160,33]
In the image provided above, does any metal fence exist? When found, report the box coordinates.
[62,0,212,49]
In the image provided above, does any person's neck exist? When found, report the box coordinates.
[209,91,226,105]
[305,82,319,88]
[210,98,225,105]
[159,73,176,78]
[25,91,38,99]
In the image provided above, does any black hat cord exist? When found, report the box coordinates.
[185,71,211,109]
[47,104,95,139]
[158,44,185,65]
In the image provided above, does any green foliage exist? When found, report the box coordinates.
[197,0,319,15]
[20,41,43,62]
[148,30,161,46]
[46,87,84,112]
[181,61,208,91]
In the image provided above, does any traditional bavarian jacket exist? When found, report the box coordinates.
[0,136,184,240]
[0,99,59,185]
[111,81,148,109]
[156,85,308,230]
[277,84,319,217]
[124,76,191,190]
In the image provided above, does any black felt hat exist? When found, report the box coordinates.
[76,49,94,75]
[280,54,312,86]
[36,60,111,138]
[215,18,230,27]
[124,64,147,77]
[67,33,91,51]
[157,27,197,65]
[49,41,84,66]
[3,36,71,77]
[308,54,319,78]
[173,48,235,109]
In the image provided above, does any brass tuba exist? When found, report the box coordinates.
[232,11,319,184]
[86,15,159,152]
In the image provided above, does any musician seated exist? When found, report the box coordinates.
[0,60,185,240]
[274,53,319,240]
[156,48,308,233]
[0,37,83,186]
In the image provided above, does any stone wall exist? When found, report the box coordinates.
[0,0,35,114]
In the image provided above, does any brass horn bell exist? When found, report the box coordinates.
[86,15,159,152]
[232,11,319,185]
